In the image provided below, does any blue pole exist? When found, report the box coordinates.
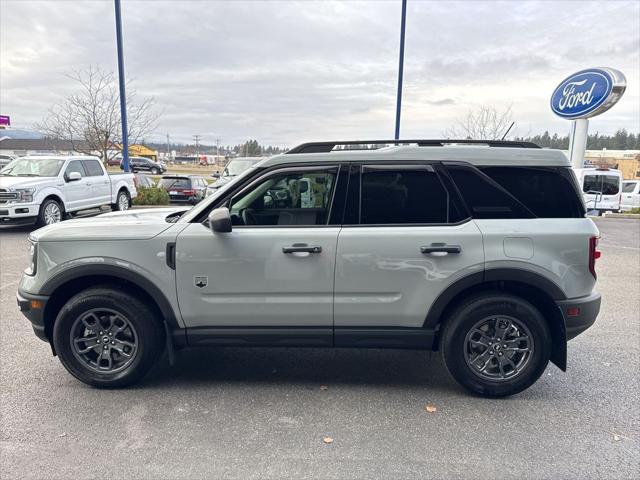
[394,0,407,140]
[114,0,130,172]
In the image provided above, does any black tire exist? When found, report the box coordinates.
[53,287,164,388]
[440,293,551,397]
[37,198,64,227]
[111,189,130,211]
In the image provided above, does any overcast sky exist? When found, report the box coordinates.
[1,0,639,146]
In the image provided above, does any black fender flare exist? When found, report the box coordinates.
[40,263,180,330]
[424,268,567,370]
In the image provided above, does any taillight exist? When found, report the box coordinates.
[589,236,601,279]
[183,189,195,195]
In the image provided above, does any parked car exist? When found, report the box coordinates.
[573,167,623,215]
[621,180,640,211]
[16,140,601,397]
[0,155,137,226]
[206,157,264,197]
[120,156,166,175]
[0,154,17,169]
[133,173,156,189]
[158,175,207,204]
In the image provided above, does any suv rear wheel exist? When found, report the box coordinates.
[440,293,551,397]
[53,287,164,388]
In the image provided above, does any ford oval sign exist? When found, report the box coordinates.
[551,68,626,119]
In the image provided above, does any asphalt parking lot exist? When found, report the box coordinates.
[1,218,638,479]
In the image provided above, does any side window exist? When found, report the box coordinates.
[82,160,104,177]
[480,166,585,218]
[229,168,337,226]
[446,164,533,219]
[360,166,451,224]
[65,161,86,178]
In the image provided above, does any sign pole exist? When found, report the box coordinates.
[114,0,130,173]
[568,118,589,169]
[394,0,407,141]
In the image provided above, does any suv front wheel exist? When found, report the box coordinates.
[440,293,551,397]
[53,287,164,388]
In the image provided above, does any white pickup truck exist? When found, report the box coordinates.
[0,155,137,226]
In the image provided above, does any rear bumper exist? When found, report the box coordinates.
[17,289,50,342]
[556,291,601,340]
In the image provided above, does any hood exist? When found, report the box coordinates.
[31,206,190,242]
[209,176,232,189]
[0,176,54,189]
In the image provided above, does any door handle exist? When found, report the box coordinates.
[282,244,322,254]
[421,244,462,254]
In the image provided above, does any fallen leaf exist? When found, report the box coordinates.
[320,385,328,391]
[323,436,334,444]
[613,434,621,442]
[58,432,67,438]
[425,404,437,413]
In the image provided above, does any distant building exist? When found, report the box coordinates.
[0,138,91,157]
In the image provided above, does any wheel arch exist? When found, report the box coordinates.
[40,265,181,351]
[426,269,567,370]
[41,193,65,211]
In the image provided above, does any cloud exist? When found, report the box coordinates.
[1,0,638,145]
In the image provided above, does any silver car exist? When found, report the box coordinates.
[17,140,601,397]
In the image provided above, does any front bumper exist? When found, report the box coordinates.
[17,288,50,342]
[556,291,601,340]
[0,203,39,225]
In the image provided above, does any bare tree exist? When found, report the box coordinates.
[36,65,159,164]
[443,104,514,140]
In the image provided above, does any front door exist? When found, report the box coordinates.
[62,160,91,211]
[175,165,342,340]
[334,165,484,334]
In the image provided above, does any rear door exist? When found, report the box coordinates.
[82,159,111,206]
[333,164,484,340]
[174,165,345,340]
[582,172,622,211]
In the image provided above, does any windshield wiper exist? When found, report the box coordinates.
[16,173,40,177]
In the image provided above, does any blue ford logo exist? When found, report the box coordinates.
[551,68,626,119]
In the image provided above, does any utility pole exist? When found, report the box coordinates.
[193,135,201,164]
[394,0,408,141]
[166,133,170,161]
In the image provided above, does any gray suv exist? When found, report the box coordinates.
[17,140,601,397]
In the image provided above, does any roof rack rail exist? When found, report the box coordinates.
[286,139,541,154]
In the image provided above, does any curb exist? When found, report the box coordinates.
[602,213,640,219]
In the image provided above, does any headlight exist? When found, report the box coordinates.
[25,239,37,276]
[15,188,35,203]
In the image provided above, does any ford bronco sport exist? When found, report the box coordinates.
[17,140,601,397]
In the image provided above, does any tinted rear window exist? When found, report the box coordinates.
[583,174,620,195]
[623,182,637,193]
[159,177,191,189]
[480,166,585,218]
[445,164,533,219]
[82,160,104,176]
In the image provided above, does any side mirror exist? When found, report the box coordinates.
[208,207,232,233]
[67,171,82,182]
[211,172,220,178]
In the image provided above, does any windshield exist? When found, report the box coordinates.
[622,182,637,193]
[0,157,66,177]
[223,159,258,177]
